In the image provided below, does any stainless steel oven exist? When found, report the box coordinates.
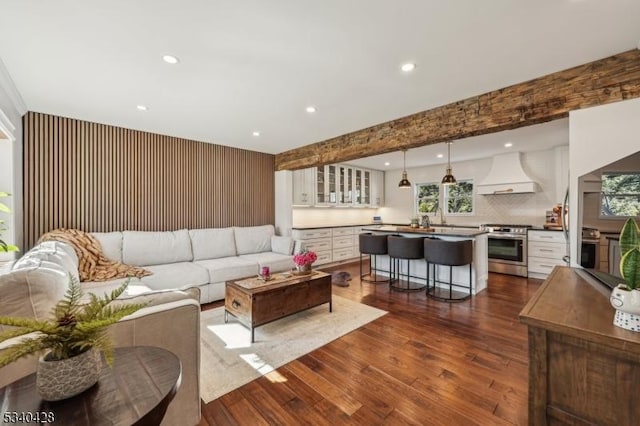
[580,227,600,269]
[481,224,530,277]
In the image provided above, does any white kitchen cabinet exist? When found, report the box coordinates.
[528,230,568,279]
[292,228,332,265]
[292,168,315,206]
[370,170,385,207]
[315,165,338,205]
[292,226,365,265]
[353,168,371,206]
[337,165,354,205]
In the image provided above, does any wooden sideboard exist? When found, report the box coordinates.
[519,266,640,425]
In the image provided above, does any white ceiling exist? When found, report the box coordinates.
[0,1,639,157]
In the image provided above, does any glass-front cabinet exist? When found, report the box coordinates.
[295,164,383,207]
[353,169,371,206]
[316,165,337,205]
[338,165,354,205]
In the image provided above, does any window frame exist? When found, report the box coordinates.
[444,179,475,216]
[414,182,440,215]
[599,171,640,219]
[413,179,475,217]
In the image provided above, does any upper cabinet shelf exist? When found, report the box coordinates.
[292,165,384,208]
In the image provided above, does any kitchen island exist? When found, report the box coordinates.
[361,225,488,295]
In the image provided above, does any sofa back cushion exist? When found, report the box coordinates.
[91,231,123,262]
[122,229,193,266]
[14,241,79,282]
[0,260,68,331]
[234,225,275,255]
[189,228,236,260]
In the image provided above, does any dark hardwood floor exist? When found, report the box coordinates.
[199,262,542,425]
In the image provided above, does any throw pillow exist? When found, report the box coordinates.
[271,235,294,255]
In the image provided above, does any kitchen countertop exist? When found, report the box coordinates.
[529,226,563,232]
[361,225,487,238]
[292,223,481,230]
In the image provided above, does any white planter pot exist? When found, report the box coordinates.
[36,348,101,401]
[610,284,640,332]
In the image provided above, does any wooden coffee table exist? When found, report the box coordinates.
[225,271,332,342]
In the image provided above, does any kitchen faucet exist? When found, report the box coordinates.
[435,207,446,225]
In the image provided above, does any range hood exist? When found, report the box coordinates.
[477,152,538,195]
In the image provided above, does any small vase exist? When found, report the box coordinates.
[36,348,101,401]
[296,263,312,273]
[610,284,640,332]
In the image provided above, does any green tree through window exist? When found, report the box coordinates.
[416,183,439,214]
[601,173,640,217]
[446,180,474,214]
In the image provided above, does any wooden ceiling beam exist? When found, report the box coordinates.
[275,49,640,171]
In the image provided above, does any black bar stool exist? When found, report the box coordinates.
[424,239,473,302]
[359,233,391,284]
[388,235,426,292]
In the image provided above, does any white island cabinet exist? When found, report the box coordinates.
[360,226,489,295]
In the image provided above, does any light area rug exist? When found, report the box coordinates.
[199,295,387,403]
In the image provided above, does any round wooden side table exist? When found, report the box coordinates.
[0,346,182,425]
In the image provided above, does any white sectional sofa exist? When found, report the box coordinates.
[0,224,300,425]
[1,240,201,426]
[86,224,301,303]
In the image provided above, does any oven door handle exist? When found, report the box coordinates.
[488,234,525,240]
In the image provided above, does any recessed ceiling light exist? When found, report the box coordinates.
[504,142,513,148]
[436,154,444,158]
[136,105,148,111]
[252,131,260,137]
[306,106,317,113]
[162,55,179,64]
[384,162,390,166]
[401,63,416,72]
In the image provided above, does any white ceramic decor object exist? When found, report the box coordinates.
[610,284,640,332]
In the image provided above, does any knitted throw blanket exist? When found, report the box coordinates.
[39,228,152,282]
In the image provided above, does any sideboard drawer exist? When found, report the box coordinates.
[332,227,354,237]
[333,235,354,249]
[332,247,355,261]
[314,250,333,265]
[305,238,332,252]
[292,229,332,240]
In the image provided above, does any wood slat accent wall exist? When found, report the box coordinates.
[23,112,275,249]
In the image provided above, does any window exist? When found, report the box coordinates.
[415,183,439,214]
[415,180,474,215]
[600,172,640,217]
[445,180,474,214]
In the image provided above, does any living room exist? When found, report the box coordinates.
[1,1,640,425]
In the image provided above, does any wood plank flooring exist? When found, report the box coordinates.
[199,262,542,425]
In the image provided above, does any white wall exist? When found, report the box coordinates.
[0,57,26,259]
[569,97,640,266]
[379,147,566,227]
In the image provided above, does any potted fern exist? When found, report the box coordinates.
[609,217,640,331]
[0,192,18,253]
[0,276,145,400]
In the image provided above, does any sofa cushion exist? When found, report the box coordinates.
[271,235,294,255]
[238,252,294,273]
[0,260,68,331]
[194,257,259,283]
[140,262,209,290]
[189,228,236,260]
[81,277,150,300]
[123,230,193,266]
[91,231,123,262]
[233,225,274,255]
[13,241,79,282]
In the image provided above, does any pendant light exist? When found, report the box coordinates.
[441,142,457,185]
[398,149,411,188]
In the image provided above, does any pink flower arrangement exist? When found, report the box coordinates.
[293,249,317,266]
